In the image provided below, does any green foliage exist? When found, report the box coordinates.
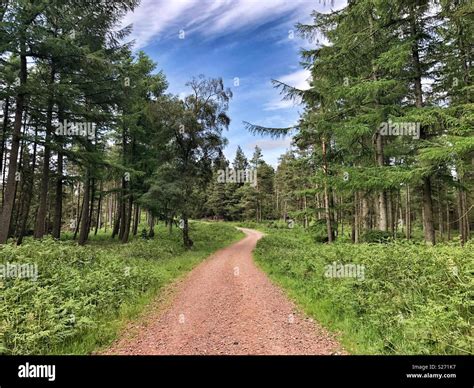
[361,230,393,243]
[309,219,331,243]
[253,228,473,355]
[0,222,243,354]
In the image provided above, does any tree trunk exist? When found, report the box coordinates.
[369,12,388,232]
[52,106,64,239]
[51,150,63,239]
[446,188,451,241]
[457,179,469,246]
[322,140,334,243]
[437,182,444,241]
[0,97,10,185]
[17,124,39,245]
[410,4,435,245]
[34,66,56,239]
[95,183,102,236]
[118,177,127,240]
[422,177,436,245]
[406,184,411,240]
[121,195,133,243]
[148,213,155,238]
[376,134,388,231]
[88,178,95,232]
[352,192,358,243]
[78,173,90,245]
[12,115,28,238]
[0,47,27,244]
[361,194,369,231]
[182,215,193,249]
[132,204,139,236]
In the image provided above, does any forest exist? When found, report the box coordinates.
[0,0,472,248]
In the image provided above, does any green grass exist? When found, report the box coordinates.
[0,222,244,355]
[238,222,473,355]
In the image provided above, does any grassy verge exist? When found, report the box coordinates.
[237,221,472,355]
[0,222,243,355]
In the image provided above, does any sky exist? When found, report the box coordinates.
[121,0,346,166]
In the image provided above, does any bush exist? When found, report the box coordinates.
[361,230,393,243]
[309,219,329,243]
[253,229,473,355]
[308,219,338,243]
[0,222,243,355]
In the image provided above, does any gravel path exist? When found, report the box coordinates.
[103,227,344,355]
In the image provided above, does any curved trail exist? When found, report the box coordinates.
[103,228,343,355]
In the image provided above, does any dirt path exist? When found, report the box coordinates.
[103,228,343,355]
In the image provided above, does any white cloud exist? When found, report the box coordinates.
[201,0,310,36]
[247,138,293,151]
[278,69,312,90]
[263,69,311,111]
[263,99,297,111]
[120,0,198,48]
[121,0,345,49]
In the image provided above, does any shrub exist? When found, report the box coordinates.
[361,230,393,243]
[0,222,242,355]
[254,229,473,355]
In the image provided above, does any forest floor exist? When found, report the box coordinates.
[102,228,344,355]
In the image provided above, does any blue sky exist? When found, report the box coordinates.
[122,0,346,166]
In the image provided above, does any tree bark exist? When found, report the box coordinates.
[406,184,411,240]
[148,213,155,238]
[376,134,388,231]
[132,204,139,236]
[446,188,451,241]
[0,96,10,184]
[52,106,64,239]
[121,195,132,243]
[17,124,38,245]
[88,178,95,232]
[182,214,193,249]
[410,3,436,245]
[436,182,444,241]
[34,66,56,239]
[78,173,90,245]
[0,46,27,244]
[422,177,436,245]
[95,183,102,236]
[322,140,334,243]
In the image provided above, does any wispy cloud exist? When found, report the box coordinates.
[247,137,293,150]
[121,0,197,48]
[121,0,341,49]
[263,69,311,111]
[263,99,298,111]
